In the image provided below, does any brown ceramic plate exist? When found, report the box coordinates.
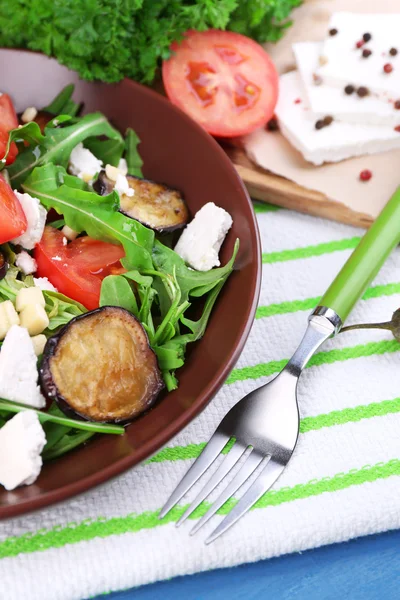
[0,49,261,519]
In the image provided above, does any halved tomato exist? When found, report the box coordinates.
[0,94,19,165]
[0,175,27,244]
[162,30,279,137]
[34,227,126,310]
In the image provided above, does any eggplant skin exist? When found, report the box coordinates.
[0,252,8,281]
[93,171,189,233]
[40,306,164,424]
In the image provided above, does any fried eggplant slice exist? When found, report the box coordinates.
[40,306,164,423]
[94,170,189,233]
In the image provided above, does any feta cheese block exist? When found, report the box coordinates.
[174,202,232,271]
[15,250,37,275]
[11,191,47,250]
[114,173,134,197]
[0,411,46,490]
[293,42,400,127]
[69,142,103,182]
[275,71,400,165]
[0,325,45,408]
[317,13,400,99]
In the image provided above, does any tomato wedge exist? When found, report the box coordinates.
[34,227,126,310]
[162,30,279,137]
[0,175,27,244]
[0,94,19,165]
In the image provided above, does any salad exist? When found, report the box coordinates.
[0,85,238,490]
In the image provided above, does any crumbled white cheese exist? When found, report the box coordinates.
[118,158,128,175]
[174,202,232,271]
[105,164,121,182]
[34,277,57,292]
[318,12,400,98]
[114,173,134,197]
[0,411,46,490]
[274,71,400,165]
[0,325,45,408]
[11,191,47,250]
[21,107,38,124]
[31,334,47,357]
[62,236,68,246]
[69,142,103,182]
[61,225,78,241]
[15,251,37,275]
[293,42,400,127]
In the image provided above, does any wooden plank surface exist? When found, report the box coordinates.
[224,146,374,229]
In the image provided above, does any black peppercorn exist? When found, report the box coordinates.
[362,48,372,58]
[315,120,325,130]
[323,115,333,126]
[357,86,369,98]
[362,33,372,42]
[267,117,279,131]
[389,47,398,56]
[329,28,338,36]
[344,84,355,95]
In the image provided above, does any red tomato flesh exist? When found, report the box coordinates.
[162,30,279,137]
[0,94,19,165]
[34,227,126,310]
[0,175,27,244]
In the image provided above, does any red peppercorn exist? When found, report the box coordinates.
[383,63,393,74]
[359,169,372,182]
[394,100,400,110]
[294,98,301,104]
[356,40,364,49]
[395,125,400,133]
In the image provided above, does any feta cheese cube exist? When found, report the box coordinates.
[31,334,47,357]
[15,251,37,275]
[11,191,47,250]
[293,42,400,127]
[16,286,45,311]
[19,304,49,336]
[275,71,400,165]
[0,301,20,340]
[34,277,57,292]
[0,411,46,490]
[21,106,38,124]
[174,202,232,271]
[61,225,78,241]
[318,13,400,99]
[69,142,103,182]
[0,325,45,408]
[115,173,134,197]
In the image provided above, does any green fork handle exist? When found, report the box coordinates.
[320,186,400,324]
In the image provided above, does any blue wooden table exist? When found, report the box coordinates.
[96,529,400,599]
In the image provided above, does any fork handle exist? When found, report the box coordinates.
[319,186,400,324]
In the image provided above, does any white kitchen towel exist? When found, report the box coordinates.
[1,203,400,600]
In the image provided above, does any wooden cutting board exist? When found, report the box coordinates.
[223,145,374,229]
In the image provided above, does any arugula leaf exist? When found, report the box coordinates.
[44,291,86,331]
[22,163,154,270]
[125,128,143,177]
[7,112,123,187]
[42,84,80,116]
[84,136,125,167]
[152,238,239,303]
[100,275,138,315]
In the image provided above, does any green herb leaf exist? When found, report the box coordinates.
[22,163,154,270]
[84,136,125,167]
[44,290,86,331]
[125,128,143,177]
[7,112,123,187]
[42,84,80,116]
[100,275,138,315]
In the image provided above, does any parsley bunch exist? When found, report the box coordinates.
[0,0,300,83]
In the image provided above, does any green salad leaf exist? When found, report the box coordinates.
[84,136,125,167]
[7,112,123,187]
[100,275,138,315]
[42,84,80,116]
[125,128,143,177]
[22,163,154,270]
[44,291,86,331]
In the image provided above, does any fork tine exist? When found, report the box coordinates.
[190,449,264,536]
[205,458,284,544]
[176,442,247,527]
[159,431,229,519]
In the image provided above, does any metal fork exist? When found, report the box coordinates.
[159,187,400,543]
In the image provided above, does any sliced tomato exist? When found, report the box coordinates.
[0,175,27,244]
[162,30,279,137]
[0,94,19,165]
[34,227,126,310]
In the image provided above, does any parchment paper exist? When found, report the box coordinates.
[244,0,400,219]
